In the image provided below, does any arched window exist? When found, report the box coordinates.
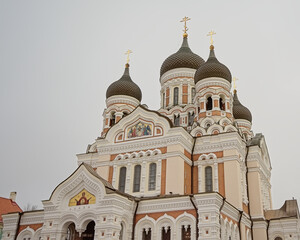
[188,112,195,126]
[219,97,225,111]
[275,238,283,240]
[181,225,191,240]
[205,166,213,192]
[174,114,180,126]
[206,96,212,110]
[191,87,196,103]
[173,87,179,105]
[142,228,151,240]
[148,163,157,190]
[66,223,76,240]
[161,226,171,240]
[163,93,165,108]
[118,167,127,193]
[110,112,116,126]
[123,111,129,117]
[133,165,141,192]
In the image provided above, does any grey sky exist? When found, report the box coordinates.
[0,0,299,209]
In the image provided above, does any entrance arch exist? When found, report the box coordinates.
[65,221,95,240]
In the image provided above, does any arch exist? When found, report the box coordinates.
[133,165,142,192]
[188,111,195,126]
[219,117,232,127]
[110,111,116,126]
[224,125,237,133]
[174,114,180,126]
[33,228,42,240]
[156,214,175,240]
[78,211,97,230]
[175,212,196,240]
[200,117,214,128]
[191,87,196,103]
[118,167,127,193]
[219,94,226,111]
[135,215,156,240]
[207,124,223,135]
[173,87,179,105]
[17,227,34,240]
[206,95,213,110]
[190,126,206,137]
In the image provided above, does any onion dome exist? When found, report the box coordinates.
[160,36,205,77]
[232,90,252,122]
[106,64,142,102]
[194,45,232,84]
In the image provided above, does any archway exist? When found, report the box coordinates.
[65,221,95,240]
[81,221,95,240]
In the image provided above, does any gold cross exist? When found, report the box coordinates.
[233,77,238,90]
[180,16,191,36]
[125,50,132,64]
[207,30,216,45]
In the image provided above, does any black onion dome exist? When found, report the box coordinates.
[233,90,252,122]
[194,45,232,84]
[106,64,142,102]
[160,36,205,77]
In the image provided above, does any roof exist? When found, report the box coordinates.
[232,90,252,122]
[265,199,300,220]
[194,45,232,84]
[106,64,142,102]
[160,36,205,77]
[0,197,22,222]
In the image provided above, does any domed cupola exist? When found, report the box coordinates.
[232,90,252,122]
[160,36,205,77]
[194,45,232,84]
[106,63,142,102]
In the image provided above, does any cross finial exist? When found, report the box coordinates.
[180,16,191,37]
[207,30,216,45]
[233,77,238,91]
[125,50,132,65]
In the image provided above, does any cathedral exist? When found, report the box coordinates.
[2,19,300,240]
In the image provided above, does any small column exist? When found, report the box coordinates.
[140,161,147,194]
[112,164,117,188]
[198,164,202,192]
[214,162,219,192]
[125,163,132,193]
[157,159,162,194]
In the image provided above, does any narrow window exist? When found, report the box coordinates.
[148,163,157,190]
[163,93,165,108]
[205,166,213,192]
[142,228,151,240]
[206,96,212,110]
[118,167,127,193]
[161,226,171,240]
[219,97,225,111]
[123,111,129,117]
[174,114,180,126]
[173,87,179,105]
[110,112,116,126]
[188,112,195,126]
[191,87,196,103]
[181,225,191,240]
[133,165,141,192]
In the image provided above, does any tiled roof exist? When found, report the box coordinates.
[0,197,22,222]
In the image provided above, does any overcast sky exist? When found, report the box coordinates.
[0,0,299,210]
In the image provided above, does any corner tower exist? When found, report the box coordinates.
[159,17,205,128]
[193,36,233,135]
[102,57,142,136]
